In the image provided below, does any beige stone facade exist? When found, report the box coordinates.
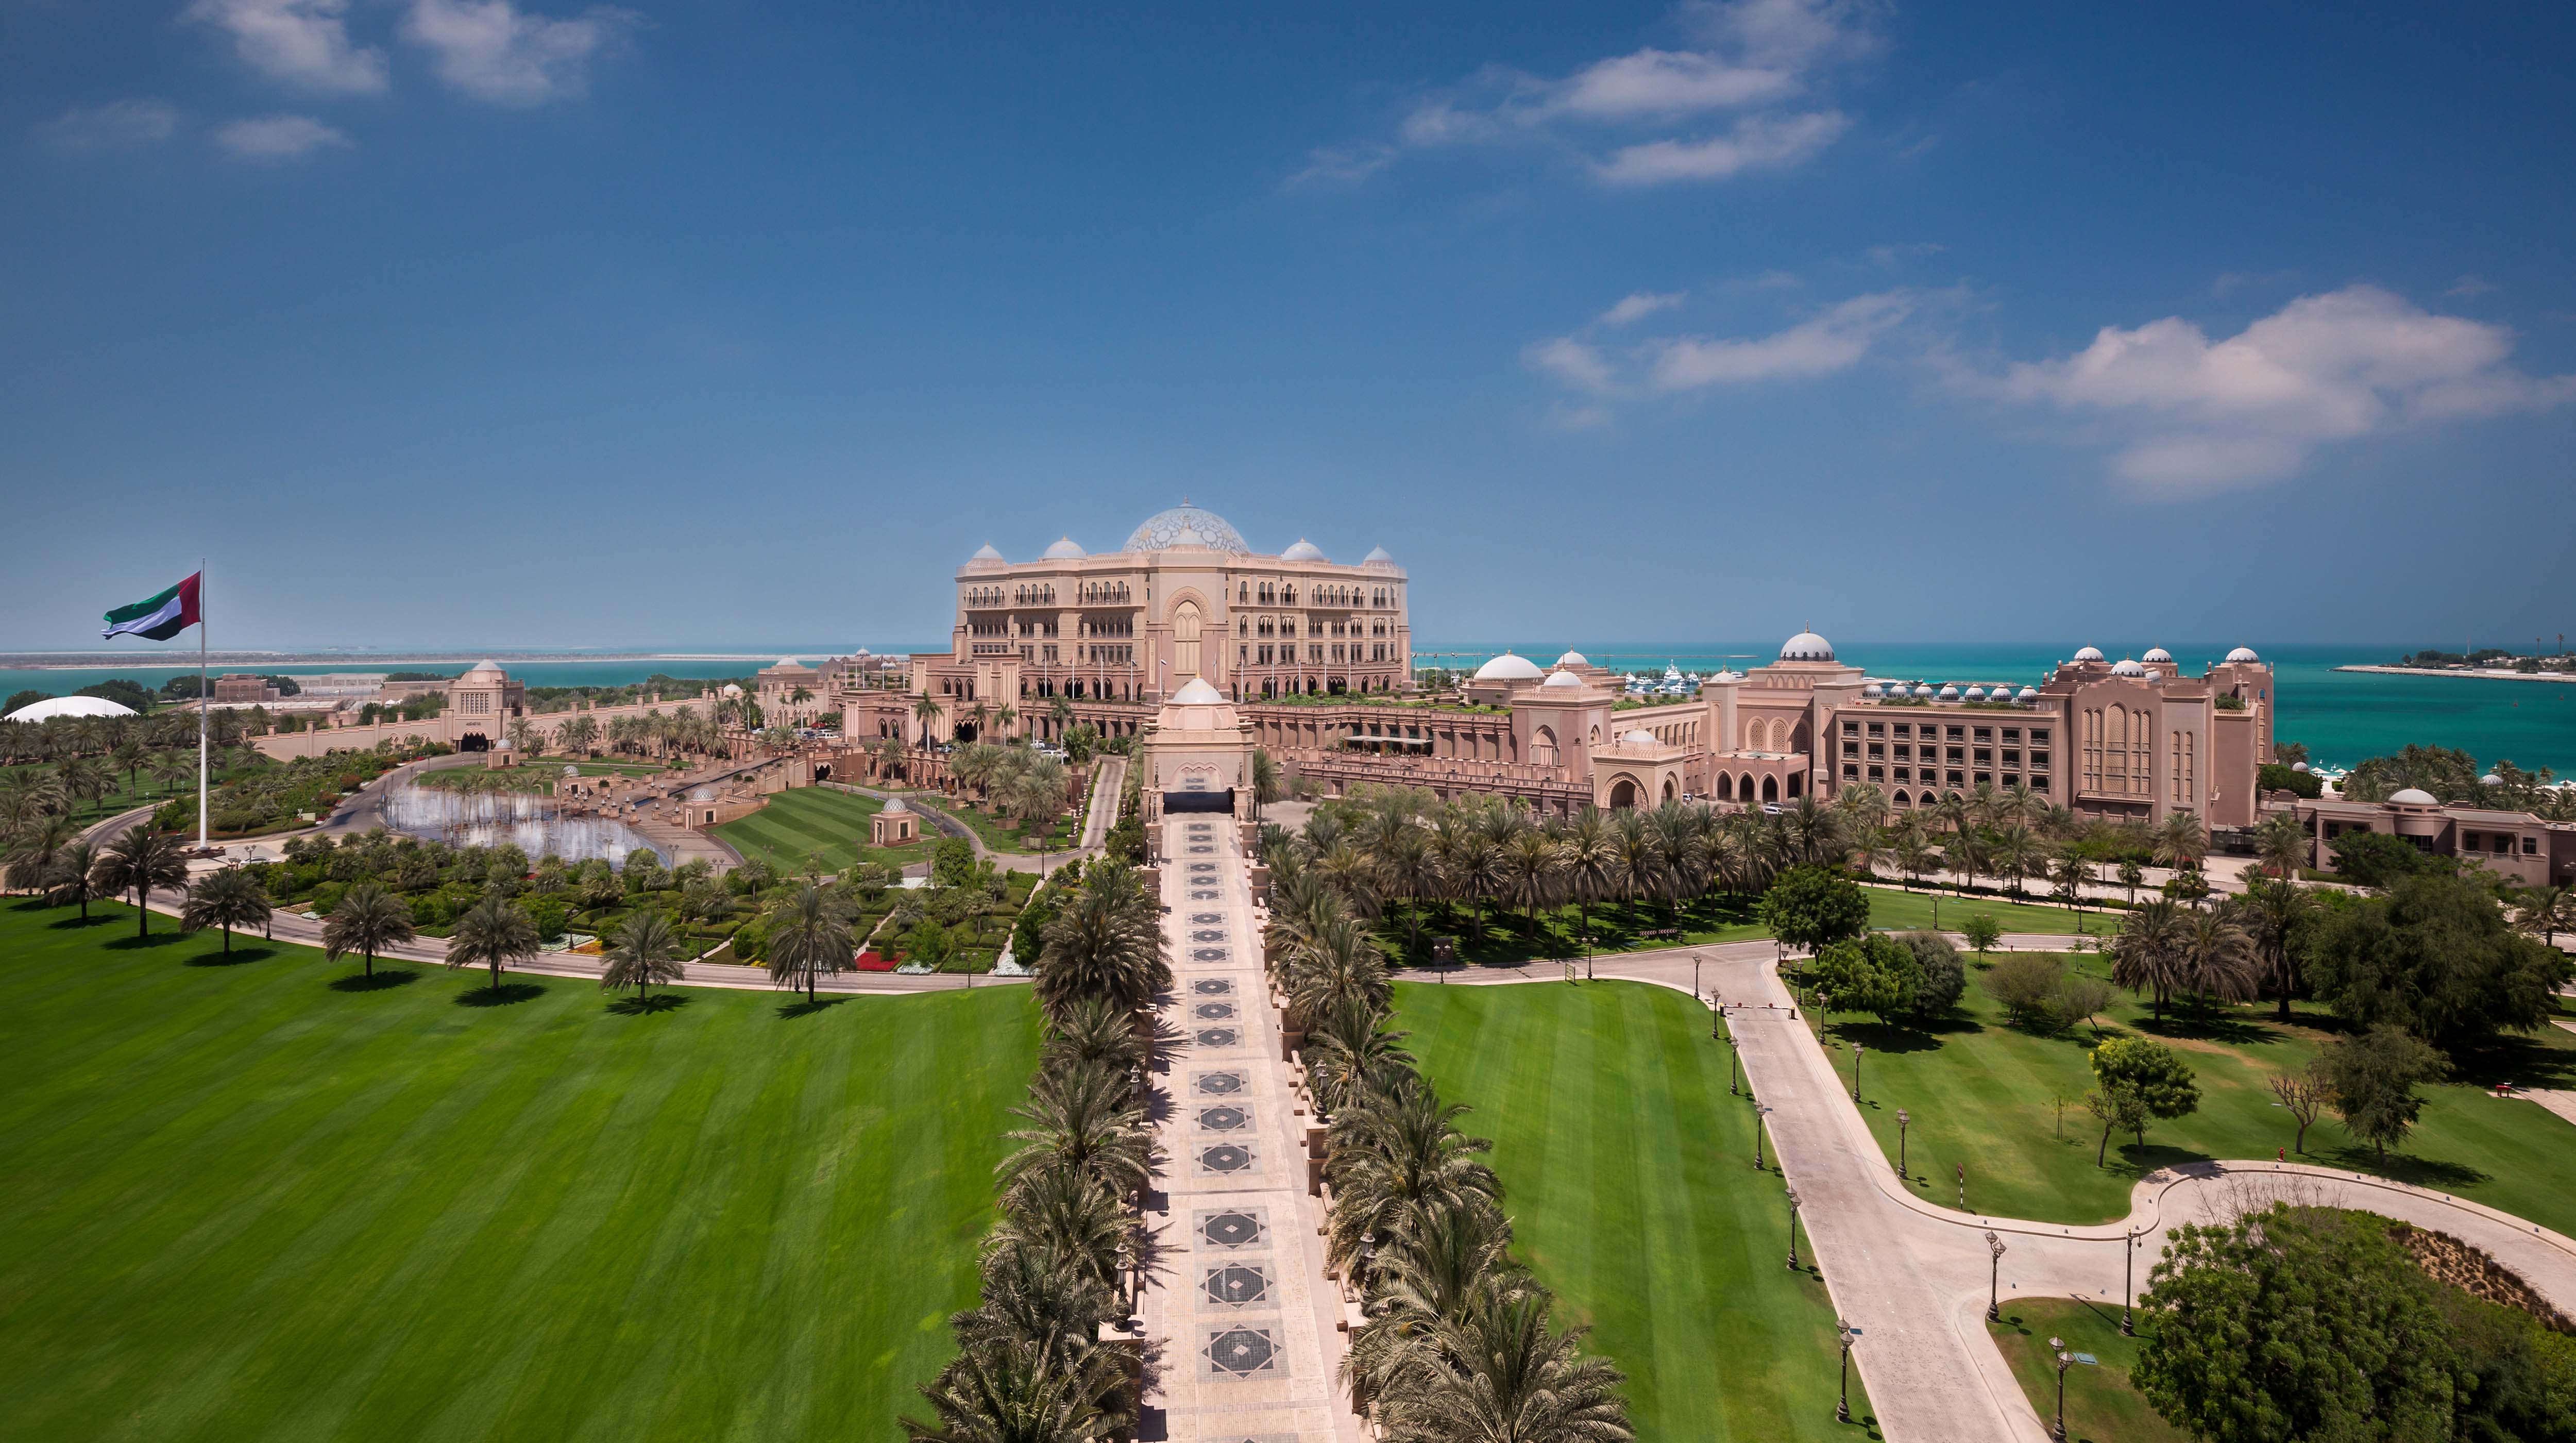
[2270,790,2576,886]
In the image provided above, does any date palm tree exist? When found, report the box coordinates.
[2239,876,2312,1021]
[767,883,854,1004]
[2110,897,2193,1024]
[4,812,77,891]
[43,838,107,921]
[2151,811,2210,874]
[1324,1081,1501,1281]
[1033,863,1166,1019]
[324,880,415,979]
[1555,808,1622,950]
[1377,1290,1633,1443]
[2176,903,2260,1011]
[57,756,112,819]
[1990,824,2048,899]
[447,893,539,994]
[1499,830,1564,938]
[147,749,191,798]
[992,702,1017,741]
[603,908,688,1004]
[93,826,190,938]
[2514,882,2574,948]
[1889,823,1938,893]
[181,866,272,954]
[2253,810,2310,880]
[998,1059,1155,1204]
[902,1344,1109,1443]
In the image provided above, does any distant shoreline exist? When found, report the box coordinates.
[2335,664,2576,685]
[0,651,816,672]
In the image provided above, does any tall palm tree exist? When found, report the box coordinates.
[603,909,688,1004]
[913,693,946,747]
[1889,824,1938,893]
[2253,811,2310,881]
[1497,830,1564,938]
[3,812,77,890]
[1306,996,1417,1119]
[147,750,191,798]
[1,767,66,829]
[43,838,107,921]
[997,1060,1155,1203]
[93,826,189,939]
[1379,1290,1633,1443]
[1324,1081,1501,1279]
[1040,995,1146,1075]
[1556,808,1623,950]
[2049,853,2092,912]
[181,866,272,954]
[2514,883,2575,947]
[2151,811,2209,875]
[1780,795,1842,868]
[1287,915,1395,1025]
[57,757,112,819]
[901,1344,1110,1443]
[2175,904,2259,1011]
[324,881,416,979]
[1990,824,2048,899]
[1931,790,1973,839]
[1945,826,1993,898]
[2110,898,2193,1024]
[1834,781,1889,836]
[111,737,148,799]
[1604,812,1662,932]
[2238,876,2312,1021]
[992,703,1018,741]
[768,883,855,1003]
[1035,863,1165,1019]
[447,894,539,993]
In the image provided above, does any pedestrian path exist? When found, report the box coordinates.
[1133,813,1358,1443]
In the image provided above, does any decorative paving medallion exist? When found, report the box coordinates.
[1188,862,1217,873]
[1191,977,1232,996]
[1189,912,1223,925]
[1188,845,1214,854]
[1190,928,1227,942]
[1191,947,1229,961]
[1204,1325,1279,1378]
[1190,889,1220,900]
[1194,1001,1236,1020]
[1195,1027,1241,1048]
[1193,1069,1247,1096]
[1199,1207,1264,1248]
[1204,1263,1269,1307]
[1197,1104,1248,1131]
[1197,1142,1253,1173]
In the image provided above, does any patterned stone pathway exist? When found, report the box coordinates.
[1134,813,1360,1443]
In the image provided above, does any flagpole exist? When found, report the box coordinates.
[198,560,209,852]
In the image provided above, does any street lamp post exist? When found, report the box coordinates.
[1836,1318,1855,1423]
[2123,1228,2139,1336]
[1850,1041,1865,1103]
[1896,1107,1910,1180]
[1986,1230,2006,1321]
[1785,1186,1803,1272]
[1726,1018,1740,1095]
[1753,1103,1771,1170]
[2051,1337,2073,1441]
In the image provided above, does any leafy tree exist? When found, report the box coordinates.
[2269,1061,2332,1154]
[4,689,52,716]
[1984,952,2069,1031]
[2134,1205,2459,1443]
[93,826,190,939]
[2320,1025,2447,1163]
[447,894,539,993]
[934,836,978,890]
[2328,830,2447,888]
[323,881,415,979]
[1959,913,2003,957]
[77,679,156,713]
[1894,930,1965,1017]
[2082,1085,2148,1168]
[1756,865,1869,954]
[2257,762,2323,799]
[181,866,272,954]
[1807,934,1913,1022]
[2054,975,2115,1035]
[2088,1035,2200,1162]
[602,909,687,1004]
[2300,870,2568,1047]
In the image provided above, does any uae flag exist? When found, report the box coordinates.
[103,573,204,641]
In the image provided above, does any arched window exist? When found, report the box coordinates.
[1173,600,1202,680]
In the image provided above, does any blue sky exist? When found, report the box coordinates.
[5,1,2572,652]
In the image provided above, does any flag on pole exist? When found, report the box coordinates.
[103,573,204,641]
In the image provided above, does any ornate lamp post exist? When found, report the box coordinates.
[1985,1230,2006,1321]
[2050,1337,2073,1441]
[1850,1041,1865,1103]
[1896,1107,1910,1179]
[1726,1016,1741,1095]
[2123,1228,2139,1336]
[1836,1318,1856,1423]
[1753,1103,1772,1170]
[1785,1186,1803,1271]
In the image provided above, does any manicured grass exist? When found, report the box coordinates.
[908,795,1078,857]
[1818,955,2576,1233]
[0,896,1034,1442]
[1385,884,2087,971]
[1988,1298,2185,1443]
[1400,980,1878,1441]
[710,786,931,876]
[2,756,258,826]
[1857,886,2091,936]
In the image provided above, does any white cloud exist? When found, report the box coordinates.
[1307,0,1875,188]
[211,113,354,159]
[2447,274,2496,297]
[1523,336,1617,394]
[1998,285,2576,490]
[1596,109,1847,183]
[402,0,636,106]
[36,100,180,151]
[1647,290,1912,389]
[1600,291,1687,327]
[184,0,388,94]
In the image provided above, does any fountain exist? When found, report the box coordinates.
[381,782,666,868]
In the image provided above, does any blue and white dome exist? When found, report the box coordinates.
[1912,683,1935,698]
[2073,646,2105,663]
[1126,505,1250,555]
[2142,647,2173,664]
[2226,646,2261,664]
[2015,686,2039,702]
[2112,658,2148,677]
[1042,536,1087,560]
[1937,684,1960,700]
[1780,630,1836,662]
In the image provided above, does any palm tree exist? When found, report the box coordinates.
[1889,824,1938,893]
[93,826,189,938]
[1780,795,1842,868]
[1287,915,1395,1024]
[1835,781,1890,836]
[902,1344,1110,1443]
[2253,811,2310,881]
[1931,790,1973,839]
[2110,898,2193,1024]
[2239,876,2312,1021]
[181,866,272,954]
[2175,904,2259,1011]
[1,767,65,829]
[603,909,688,1004]
[1946,827,1993,897]
[325,881,416,979]
[2511,883,2573,948]
[1556,808,1623,950]
[1498,830,1564,938]
[1990,824,2048,899]
[1035,863,1167,1019]
[147,750,191,798]
[447,894,539,993]
[1378,1291,1633,1443]
[964,700,991,743]
[992,703,1017,742]
[43,838,107,921]
[997,1060,1155,1203]
[913,693,946,747]
[57,756,112,819]
[1041,995,1147,1075]
[767,883,855,1003]
[111,737,147,799]
[2049,853,2092,912]
[1324,1081,1501,1279]
[2151,811,2209,875]
[3,812,77,891]
[1603,812,1660,934]
[1249,749,1282,819]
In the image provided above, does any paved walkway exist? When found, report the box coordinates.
[1134,813,1360,1443]
[1444,942,2576,1443]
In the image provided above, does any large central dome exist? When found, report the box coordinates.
[1126,504,1250,555]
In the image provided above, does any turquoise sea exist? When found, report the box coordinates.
[6,641,2570,775]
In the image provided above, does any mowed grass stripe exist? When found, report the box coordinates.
[711,790,888,875]
[0,898,1032,1442]
[1399,981,1872,1442]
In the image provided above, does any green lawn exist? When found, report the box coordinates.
[906,795,1078,857]
[1400,979,1877,1441]
[710,786,932,876]
[2,756,258,826]
[0,896,1032,1442]
[1988,1298,2184,1443]
[1817,955,2576,1233]
[1856,886,2093,937]
[1385,884,2086,971]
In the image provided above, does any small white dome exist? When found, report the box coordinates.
[1780,630,1836,662]
[1279,538,1327,562]
[1363,545,1395,565]
[2111,659,2148,677]
[1554,650,1588,667]
[882,796,909,814]
[1912,683,1934,698]
[562,764,580,777]
[1042,536,1086,560]
[1473,652,1546,682]
[2388,787,2439,806]
[2480,772,2502,785]
[3,695,138,722]
[1963,685,1987,699]
[720,682,744,696]
[1620,729,1659,749]
[1541,670,1583,690]
[2015,686,2038,700]
[1170,677,1226,705]
[690,786,717,801]
[1863,683,1884,698]
[2291,761,2311,773]
[2226,646,2261,663]
[775,657,800,667]
[1937,684,1960,700]
[2073,646,2105,663]
[2142,647,2173,664]
[970,543,1004,561]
